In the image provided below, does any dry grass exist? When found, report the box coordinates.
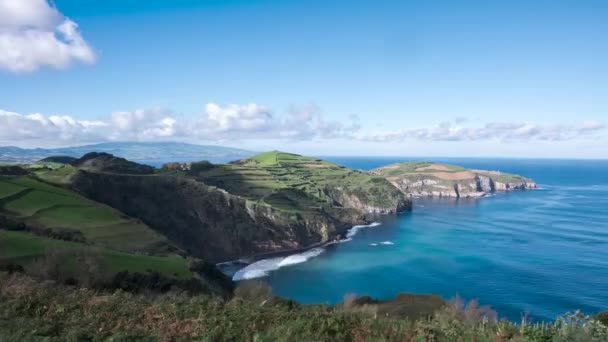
[415,164,453,172]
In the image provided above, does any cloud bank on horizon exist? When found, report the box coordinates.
[0,105,604,148]
[0,1,605,157]
[0,0,95,72]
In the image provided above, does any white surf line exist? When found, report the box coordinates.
[231,221,382,281]
[232,248,325,281]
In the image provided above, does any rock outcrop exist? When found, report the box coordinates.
[371,162,537,198]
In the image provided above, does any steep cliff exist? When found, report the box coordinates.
[70,170,364,263]
[69,151,410,262]
[371,162,537,198]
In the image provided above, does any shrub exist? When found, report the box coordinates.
[110,271,205,294]
[234,280,273,304]
[188,160,214,175]
[29,227,87,243]
[598,311,608,326]
[25,247,112,288]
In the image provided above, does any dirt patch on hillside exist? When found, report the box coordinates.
[415,164,452,172]
[471,169,501,176]
[427,171,476,180]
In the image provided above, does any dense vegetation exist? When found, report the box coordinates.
[0,162,228,293]
[0,175,172,254]
[197,151,409,212]
[1,271,607,341]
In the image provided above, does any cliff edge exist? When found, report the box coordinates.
[371,162,537,198]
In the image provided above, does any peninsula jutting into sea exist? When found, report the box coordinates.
[2,0,607,340]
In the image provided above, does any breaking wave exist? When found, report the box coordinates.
[232,222,382,281]
[344,222,382,240]
[233,248,324,281]
[370,240,394,246]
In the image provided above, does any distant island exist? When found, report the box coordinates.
[0,142,254,164]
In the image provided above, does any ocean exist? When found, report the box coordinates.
[231,157,608,322]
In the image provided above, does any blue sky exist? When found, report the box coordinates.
[0,0,606,157]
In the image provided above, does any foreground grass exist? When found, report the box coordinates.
[0,272,606,341]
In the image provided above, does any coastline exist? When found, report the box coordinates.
[217,221,383,280]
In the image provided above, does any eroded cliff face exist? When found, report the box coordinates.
[371,162,537,199]
[70,171,365,263]
[387,175,537,198]
[323,185,411,214]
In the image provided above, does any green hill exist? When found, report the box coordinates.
[197,151,410,213]
[0,175,171,254]
[60,151,409,262]
[0,172,206,287]
[0,230,190,278]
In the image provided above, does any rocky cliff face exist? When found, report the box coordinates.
[371,162,537,199]
[70,171,365,263]
[323,185,411,214]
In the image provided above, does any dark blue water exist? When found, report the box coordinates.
[236,157,608,321]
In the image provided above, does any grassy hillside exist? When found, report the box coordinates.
[195,151,408,213]
[0,171,201,285]
[0,175,171,254]
[0,230,190,278]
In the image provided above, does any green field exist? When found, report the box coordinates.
[0,230,190,278]
[193,151,403,211]
[0,175,171,254]
[31,163,78,184]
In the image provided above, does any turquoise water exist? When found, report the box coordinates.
[236,158,608,321]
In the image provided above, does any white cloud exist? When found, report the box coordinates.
[278,104,360,140]
[190,103,360,141]
[0,109,107,143]
[0,0,96,72]
[204,103,273,132]
[359,119,606,142]
[110,108,180,140]
[0,106,605,148]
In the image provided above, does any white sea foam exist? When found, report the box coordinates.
[379,241,394,245]
[233,248,325,281]
[278,248,324,267]
[370,243,378,246]
[345,222,381,239]
[233,222,382,281]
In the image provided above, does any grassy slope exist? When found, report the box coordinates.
[0,172,194,279]
[0,230,190,278]
[195,151,401,211]
[0,175,170,253]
